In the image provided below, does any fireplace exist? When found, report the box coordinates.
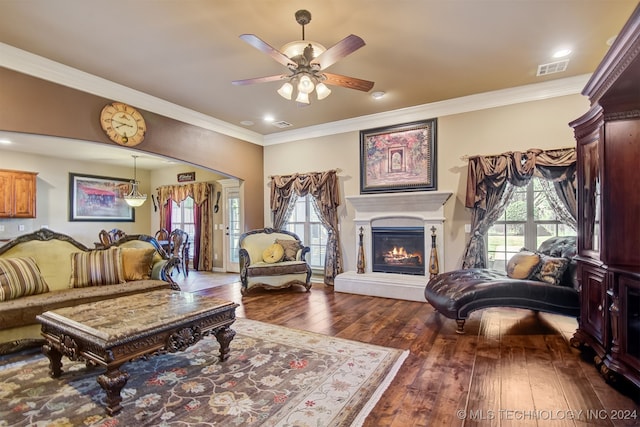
[372,227,425,275]
[335,191,452,302]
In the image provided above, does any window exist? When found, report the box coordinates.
[283,195,328,269]
[486,178,575,270]
[171,197,195,260]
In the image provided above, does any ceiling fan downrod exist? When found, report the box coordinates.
[295,9,311,40]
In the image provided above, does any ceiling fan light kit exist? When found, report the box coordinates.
[233,9,374,104]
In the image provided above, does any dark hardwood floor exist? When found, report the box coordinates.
[176,272,639,426]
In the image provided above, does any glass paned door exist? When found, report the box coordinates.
[225,189,240,273]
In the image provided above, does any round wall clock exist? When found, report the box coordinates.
[100,102,147,146]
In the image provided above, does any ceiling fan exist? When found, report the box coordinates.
[232,9,374,104]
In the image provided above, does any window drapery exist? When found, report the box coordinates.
[462,147,577,269]
[157,182,215,271]
[270,170,342,285]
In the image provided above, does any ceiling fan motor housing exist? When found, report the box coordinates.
[295,10,311,26]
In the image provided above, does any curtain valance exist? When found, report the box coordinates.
[270,170,341,213]
[158,182,211,206]
[465,147,576,210]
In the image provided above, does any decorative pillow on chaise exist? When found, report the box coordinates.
[263,243,285,264]
[276,239,302,261]
[533,253,570,286]
[506,250,540,279]
[120,247,155,281]
[0,257,49,301]
[70,247,126,288]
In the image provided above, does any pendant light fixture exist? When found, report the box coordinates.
[123,155,147,207]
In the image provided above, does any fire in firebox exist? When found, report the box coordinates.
[383,246,422,265]
[372,226,425,275]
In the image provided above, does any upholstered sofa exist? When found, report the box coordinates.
[239,227,312,295]
[0,228,179,354]
[425,236,579,333]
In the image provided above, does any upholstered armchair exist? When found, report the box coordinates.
[239,228,312,295]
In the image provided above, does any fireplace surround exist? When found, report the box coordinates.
[335,191,452,302]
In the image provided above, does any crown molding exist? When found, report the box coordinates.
[1,42,589,148]
[0,42,264,145]
[263,74,590,145]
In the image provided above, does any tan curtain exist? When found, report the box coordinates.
[463,147,576,268]
[270,170,342,285]
[157,182,214,271]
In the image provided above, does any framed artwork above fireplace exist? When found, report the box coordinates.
[359,118,437,194]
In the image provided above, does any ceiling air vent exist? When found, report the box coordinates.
[536,59,570,76]
[272,120,293,128]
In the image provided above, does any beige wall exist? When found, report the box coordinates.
[0,150,153,247]
[264,94,589,273]
[0,150,231,263]
[0,64,591,274]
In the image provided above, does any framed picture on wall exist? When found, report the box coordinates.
[69,173,135,221]
[360,118,437,193]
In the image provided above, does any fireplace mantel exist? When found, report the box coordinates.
[346,192,452,220]
[336,191,452,302]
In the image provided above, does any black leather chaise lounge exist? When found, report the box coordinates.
[424,236,579,333]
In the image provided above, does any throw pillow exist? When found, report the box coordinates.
[533,253,570,286]
[0,257,50,301]
[70,248,126,288]
[262,243,285,264]
[120,247,155,281]
[276,239,302,261]
[506,250,540,279]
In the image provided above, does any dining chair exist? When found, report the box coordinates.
[155,228,169,241]
[168,229,189,277]
[98,229,112,247]
[109,228,126,242]
[155,228,170,252]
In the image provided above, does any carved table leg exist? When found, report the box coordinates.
[214,326,236,362]
[455,319,466,334]
[42,343,63,378]
[97,368,130,416]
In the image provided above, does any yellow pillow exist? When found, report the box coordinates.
[506,250,540,279]
[121,247,155,281]
[262,243,285,264]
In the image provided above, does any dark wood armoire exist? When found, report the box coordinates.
[569,5,640,389]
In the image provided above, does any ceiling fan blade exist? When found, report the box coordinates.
[232,74,287,86]
[312,34,366,70]
[239,34,296,69]
[323,73,374,92]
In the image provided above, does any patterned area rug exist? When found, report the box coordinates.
[0,318,408,426]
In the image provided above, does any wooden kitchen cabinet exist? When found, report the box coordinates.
[0,169,38,218]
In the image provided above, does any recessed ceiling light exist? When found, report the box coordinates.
[263,115,275,122]
[240,120,254,126]
[552,48,572,58]
[0,139,11,145]
[371,91,385,99]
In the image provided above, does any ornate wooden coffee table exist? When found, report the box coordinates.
[36,290,239,416]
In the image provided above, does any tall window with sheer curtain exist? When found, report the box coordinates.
[283,195,328,269]
[487,177,576,270]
